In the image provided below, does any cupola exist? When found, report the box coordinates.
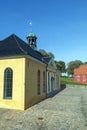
[26,22,37,50]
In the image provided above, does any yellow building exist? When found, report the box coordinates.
[0,33,60,110]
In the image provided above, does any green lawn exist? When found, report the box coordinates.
[60,77,87,86]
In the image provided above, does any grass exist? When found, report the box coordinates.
[60,76,87,86]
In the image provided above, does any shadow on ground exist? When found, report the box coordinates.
[47,84,66,98]
[60,84,66,90]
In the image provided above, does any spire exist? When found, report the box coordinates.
[26,22,37,50]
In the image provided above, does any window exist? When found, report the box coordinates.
[37,70,40,95]
[43,71,46,93]
[4,68,13,99]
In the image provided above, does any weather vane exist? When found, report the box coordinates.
[29,22,32,32]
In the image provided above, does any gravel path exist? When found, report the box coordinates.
[0,86,87,130]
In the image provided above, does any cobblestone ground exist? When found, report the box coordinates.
[0,86,87,130]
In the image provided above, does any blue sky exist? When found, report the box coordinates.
[0,0,87,64]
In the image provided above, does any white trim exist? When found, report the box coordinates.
[49,72,51,92]
[0,55,46,66]
[48,58,57,69]
[46,71,48,93]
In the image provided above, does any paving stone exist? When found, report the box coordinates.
[0,86,87,130]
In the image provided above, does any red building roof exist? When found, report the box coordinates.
[74,64,87,75]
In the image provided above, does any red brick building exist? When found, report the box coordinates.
[74,64,87,84]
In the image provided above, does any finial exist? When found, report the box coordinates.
[29,22,32,32]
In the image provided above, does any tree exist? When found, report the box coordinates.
[39,49,55,59]
[84,62,87,64]
[48,52,55,59]
[39,49,48,57]
[67,60,83,77]
[55,60,66,73]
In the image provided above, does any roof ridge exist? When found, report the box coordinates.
[13,34,27,54]
[0,34,14,42]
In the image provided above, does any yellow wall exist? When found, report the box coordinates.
[25,57,46,109]
[0,56,60,110]
[0,57,25,110]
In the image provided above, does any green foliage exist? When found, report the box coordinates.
[39,49,48,57]
[60,77,87,86]
[55,60,66,73]
[39,49,55,59]
[60,77,74,84]
[67,60,83,76]
[48,52,55,59]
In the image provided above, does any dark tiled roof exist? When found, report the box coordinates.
[43,57,52,63]
[0,34,51,64]
[0,34,27,56]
